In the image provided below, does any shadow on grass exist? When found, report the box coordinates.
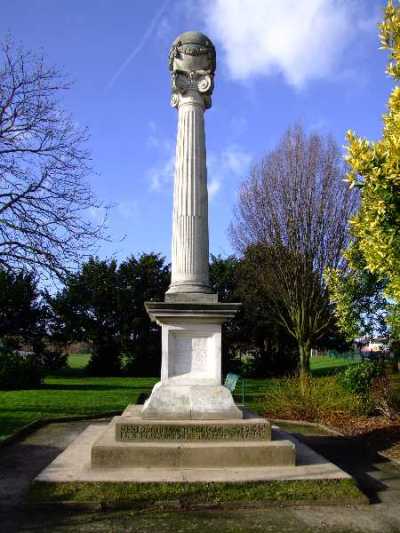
[293,432,392,504]
[311,363,359,378]
[0,407,121,419]
[311,367,346,377]
[137,392,149,404]
[41,383,154,392]
[49,367,88,378]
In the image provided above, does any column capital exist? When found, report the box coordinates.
[169,31,215,110]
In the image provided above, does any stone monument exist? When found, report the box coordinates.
[34,33,355,486]
[142,31,242,420]
[87,32,294,471]
[82,32,295,470]
[82,32,293,470]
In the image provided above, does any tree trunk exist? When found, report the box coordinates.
[298,339,311,394]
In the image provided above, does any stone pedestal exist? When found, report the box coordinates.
[142,302,242,420]
[90,405,296,469]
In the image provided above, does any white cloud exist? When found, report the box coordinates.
[221,146,252,176]
[208,179,221,200]
[147,121,174,151]
[146,117,251,198]
[145,121,176,191]
[147,145,251,198]
[156,15,172,41]
[202,0,373,88]
[117,200,138,219]
[88,206,108,223]
[148,154,175,191]
[207,146,252,200]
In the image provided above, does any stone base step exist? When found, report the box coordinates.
[36,424,351,484]
[91,422,295,468]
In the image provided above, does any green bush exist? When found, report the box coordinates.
[263,376,367,422]
[339,360,384,395]
[0,343,42,389]
[38,348,68,371]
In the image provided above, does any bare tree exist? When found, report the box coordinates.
[0,38,107,280]
[231,125,357,376]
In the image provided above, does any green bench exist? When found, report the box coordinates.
[224,372,245,407]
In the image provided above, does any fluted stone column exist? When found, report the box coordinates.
[166,32,216,300]
[168,91,211,295]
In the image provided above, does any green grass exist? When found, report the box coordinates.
[67,353,90,370]
[0,352,157,440]
[263,375,366,422]
[19,508,370,533]
[237,356,358,413]
[310,355,359,376]
[0,353,371,442]
[29,478,365,508]
[0,376,156,440]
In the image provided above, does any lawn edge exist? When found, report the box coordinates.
[270,418,344,436]
[0,411,122,449]
[272,419,400,468]
[27,478,368,510]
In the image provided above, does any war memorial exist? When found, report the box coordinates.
[35,32,349,487]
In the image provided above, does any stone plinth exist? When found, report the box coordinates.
[92,437,296,469]
[36,405,350,484]
[35,417,351,485]
[90,406,295,469]
[142,302,242,420]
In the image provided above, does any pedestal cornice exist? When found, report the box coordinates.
[145,301,241,326]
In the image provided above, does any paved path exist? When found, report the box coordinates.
[0,420,399,532]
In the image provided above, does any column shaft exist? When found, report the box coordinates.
[168,93,211,294]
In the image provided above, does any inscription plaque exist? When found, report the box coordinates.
[191,336,207,373]
[170,334,209,378]
[117,422,270,442]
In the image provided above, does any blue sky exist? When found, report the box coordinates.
[1,0,392,263]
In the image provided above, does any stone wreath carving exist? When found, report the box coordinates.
[169,31,216,109]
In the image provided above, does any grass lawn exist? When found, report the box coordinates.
[0,353,157,441]
[310,354,359,376]
[29,478,365,509]
[67,353,91,370]
[0,353,364,441]
[241,355,360,412]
